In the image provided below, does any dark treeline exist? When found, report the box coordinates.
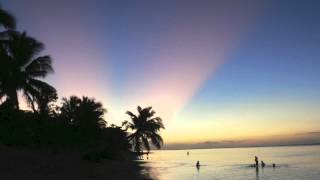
[0,6,164,162]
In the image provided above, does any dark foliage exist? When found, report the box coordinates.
[0,6,16,29]
[0,99,132,161]
[59,96,107,132]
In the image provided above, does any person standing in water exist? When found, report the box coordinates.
[196,160,200,167]
[254,156,259,168]
[196,160,200,171]
[261,161,266,168]
[187,151,189,156]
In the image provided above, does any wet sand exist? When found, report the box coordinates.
[0,146,152,180]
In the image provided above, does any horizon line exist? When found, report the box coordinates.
[158,142,320,151]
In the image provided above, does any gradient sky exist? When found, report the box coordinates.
[3,0,320,148]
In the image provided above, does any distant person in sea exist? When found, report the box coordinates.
[187,151,189,156]
[196,161,200,171]
[196,160,200,167]
[254,156,259,168]
[272,163,276,168]
[261,161,266,168]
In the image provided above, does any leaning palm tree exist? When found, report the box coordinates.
[0,31,54,110]
[122,106,165,153]
[0,6,16,29]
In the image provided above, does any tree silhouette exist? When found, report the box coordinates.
[0,6,16,29]
[123,106,164,153]
[60,96,107,131]
[0,31,55,110]
[35,84,57,116]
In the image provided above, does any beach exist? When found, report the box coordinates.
[0,146,151,180]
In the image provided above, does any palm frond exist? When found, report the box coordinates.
[25,55,54,78]
[137,106,142,113]
[23,91,36,112]
[7,31,44,67]
[0,8,16,29]
[122,120,134,131]
[149,133,163,149]
[126,111,138,119]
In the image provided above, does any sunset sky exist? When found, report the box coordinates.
[3,0,320,148]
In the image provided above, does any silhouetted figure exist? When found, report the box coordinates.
[196,160,200,168]
[272,163,276,168]
[261,161,266,168]
[196,162,200,172]
[187,151,189,156]
[254,156,259,168]
[146,152,149,160]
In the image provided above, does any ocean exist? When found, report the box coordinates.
[141,145,320,180]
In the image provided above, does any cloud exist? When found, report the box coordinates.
[294,131,320,135]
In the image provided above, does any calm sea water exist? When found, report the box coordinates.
[140,145,320,180]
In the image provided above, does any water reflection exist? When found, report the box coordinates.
[196,165,200,172]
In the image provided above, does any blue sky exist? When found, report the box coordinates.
[187,0,320,108]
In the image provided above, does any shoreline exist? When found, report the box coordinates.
[160,143,320,151]
[0,145,153,180]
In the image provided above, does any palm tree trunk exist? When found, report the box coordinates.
[7,90,19,110]
[30,101,36,113]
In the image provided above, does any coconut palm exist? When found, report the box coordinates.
[59,96,107,131]
[0,6,16,29]
[0,31,54,110]
[122,106,165,153]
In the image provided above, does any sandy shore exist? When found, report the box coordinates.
[0,146,153,180]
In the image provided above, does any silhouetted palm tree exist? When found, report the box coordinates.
[0,31,54,109]
[60,96,107,131]
[122,106,164,153]
[0,6,16,29]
